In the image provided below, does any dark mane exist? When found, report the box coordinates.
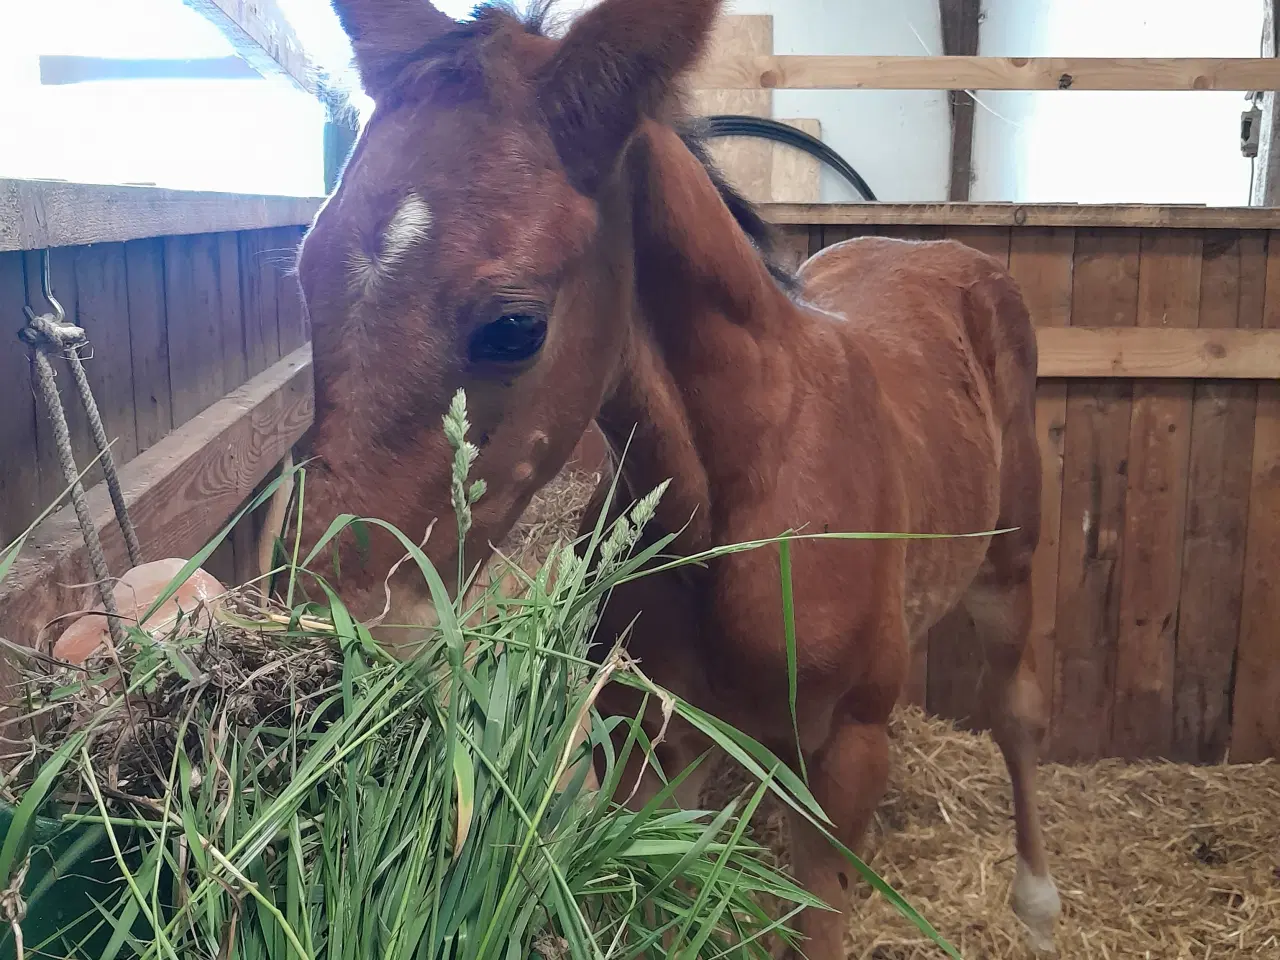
[412,1,801,293]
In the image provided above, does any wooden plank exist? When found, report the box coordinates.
[273,227,309,354]
[774,225,812,272]
[943,226,1012,265]
[217,232,248,390]
[1110,229,1202,760]
[123,237,173,453]
[1232,231,1280,763]
[1050,229,1140,763]
[1011,229,1075,731]
[940,0,981,201]
[1035,327,1280,378]
[691,55,1280,92]
[25,248,94,503]
[73,243,140,470]
[1172,231,1264,763]
[165,234,230,427]
[180,0,317,97]
[769,119,822,203]
[0,252,41,546]
[761,203,1280,230]
[690,15,774,203]
[0,179,321,253]
[0,347,314,674]
[237,229,282,379]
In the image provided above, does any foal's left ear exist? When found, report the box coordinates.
[537,0,723,196]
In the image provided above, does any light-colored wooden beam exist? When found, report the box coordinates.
[181,0,317,97]
[761,201,1280,229]
[691,55,1280,92]
[1040,328,1280,379]
[0,179,323,252]
[0,346,314,676]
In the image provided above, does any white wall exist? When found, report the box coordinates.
[539,0,953,202]
[973,0,1263,205]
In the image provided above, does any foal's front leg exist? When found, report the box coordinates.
[784,718,891,960]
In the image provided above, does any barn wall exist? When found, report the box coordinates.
[784,218,1280,766]
[0,224,309,580]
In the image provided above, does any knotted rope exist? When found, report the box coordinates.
[17,253,144,652]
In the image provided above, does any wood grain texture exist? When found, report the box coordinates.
[73,243,140,469]
[237,229,283,378]
[1232,231,1280,762]
[1172,231,1263,763]
[762,203,1280,230]
[217,232,248,390]
[770,119,823,203]
[1035,327,1280,378]
[943,226,1012,264]
[1010,229,1076,726]
[689,15,774,202]
[0,252,40,545]
[124,237,173,452]
[691,55,1280,92]
[0,347,314,671]
[0,179,320,253]
[25,248,92,504]
[180,0,316,95]
[165,233,230,427]
[272,227,309,354]
[1111,229,1202,760]
[1050,229,1140,763]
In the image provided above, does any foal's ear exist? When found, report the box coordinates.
[538,0,723,196]
[331,0,455,94]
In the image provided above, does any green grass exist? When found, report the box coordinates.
[0,391,963,960]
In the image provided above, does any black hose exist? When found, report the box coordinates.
[700,115,879,203]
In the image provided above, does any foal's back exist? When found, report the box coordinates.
[796,235,1041,640]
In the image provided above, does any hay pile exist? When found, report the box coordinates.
[528,465,1280,960]
[702,708,1280,960]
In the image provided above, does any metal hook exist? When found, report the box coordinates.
[41,248,66,324]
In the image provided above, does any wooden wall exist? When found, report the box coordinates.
[776,215,1280,765]
[0,225,309,584]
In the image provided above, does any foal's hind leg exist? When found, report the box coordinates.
[963,553,1060,952]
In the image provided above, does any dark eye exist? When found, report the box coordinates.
[467,313,547,366]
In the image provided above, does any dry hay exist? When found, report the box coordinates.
[522,466,1280,960]
[701,709,1280,960]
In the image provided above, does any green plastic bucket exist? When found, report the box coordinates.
[0,803,128,959]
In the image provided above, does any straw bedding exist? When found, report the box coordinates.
[534,467,1280,960]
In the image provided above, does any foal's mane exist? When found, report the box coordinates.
[402,0,800,293]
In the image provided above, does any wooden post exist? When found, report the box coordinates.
[940,0,981,201]
[1252,1,1280,205]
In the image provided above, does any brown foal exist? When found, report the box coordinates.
[293,0,1061,955]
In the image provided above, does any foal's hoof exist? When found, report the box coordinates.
[1011,857,1061,954]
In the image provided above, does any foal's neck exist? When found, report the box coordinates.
[596,121,802,549]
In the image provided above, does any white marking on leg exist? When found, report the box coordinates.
[1012,855,1061,953]
[347,192,433,298]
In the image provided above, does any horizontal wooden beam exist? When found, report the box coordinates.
[692,55,1280,92]
[181,0,317,97]
[1039,328,1280,379]
[39,55,261,85]
[0,179,323,252]
[763,202,1280,230]
[0,346,313,674]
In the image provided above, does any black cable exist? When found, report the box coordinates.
[700,114,879,202]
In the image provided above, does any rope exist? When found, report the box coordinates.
[22,312,143,567]
[19,313,127,651]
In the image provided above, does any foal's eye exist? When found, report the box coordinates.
[468,313,548,366]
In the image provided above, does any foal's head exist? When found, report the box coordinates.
[296,0,740,594]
